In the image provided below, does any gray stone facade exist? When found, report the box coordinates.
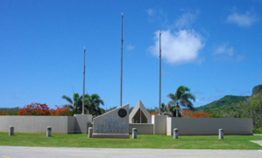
[92,104,129,138]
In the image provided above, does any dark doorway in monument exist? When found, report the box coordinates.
[129,100,151,123]
[132,109,148,123]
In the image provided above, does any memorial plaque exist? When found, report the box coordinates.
[118,109,127,118]
[92,104,129,138]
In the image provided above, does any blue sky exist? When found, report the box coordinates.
[1,0,261,110]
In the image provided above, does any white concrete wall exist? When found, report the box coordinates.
[68,116,76,134]
[74,114,93,134]
[0,116,75,134]
[152,115,167,135]
[0,115,93,134]
[167,118,253,135]
[129,123,153,134]
[0,115,253,135]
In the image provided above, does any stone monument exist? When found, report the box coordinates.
[92,104,129,138]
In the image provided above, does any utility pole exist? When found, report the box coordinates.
[159,31,161,115]
[82,47,86,115]
[120,13,123,107]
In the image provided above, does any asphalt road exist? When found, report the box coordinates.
[1,146,262,158]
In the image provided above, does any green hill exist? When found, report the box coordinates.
[252,84,262,96]
[196,84,262,119]
[196,95,249,117]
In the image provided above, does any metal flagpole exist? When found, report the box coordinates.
[159,31,161,115]
[120,13,124,107]
[82,47,86,115]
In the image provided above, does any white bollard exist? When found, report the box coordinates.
[9,126,14,136]
[219,128,224,139]
[132,128,137,139]
[46,126,52,137]
[173,128,178,139]
[88,127,93,138]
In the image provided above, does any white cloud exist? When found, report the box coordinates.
[147,9,154,16]
[127,44,134,51]
[213,44,244,62]
[146,8,168,26]
[174,13,196,28]
[148,30,204,64]
[227,11,258,27]
[196,96,220,104]
[213,44,234,56]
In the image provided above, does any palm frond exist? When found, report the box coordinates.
[167,100,176,106]
[182,93,196,101]
[176,86,190,100]
[61,95,73,104]
[167,93,177,101]
[163,111,173,117]
[73,93,80,102]
[179,99,194,110]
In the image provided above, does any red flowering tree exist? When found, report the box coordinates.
[50,106,73,116]
[18,103,50,115]
[193,112,213,118]
[182,110,195,118]
[183,110,213,118]
[150,112,159,116]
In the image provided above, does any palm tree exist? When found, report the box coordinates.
[155,103,166,115]
[161,103,181,117]
[87,94,104,117]
[62,93,104,115]
[167,86,196,117]
[61,93,90,114]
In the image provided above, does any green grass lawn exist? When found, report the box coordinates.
[0,132,261,149]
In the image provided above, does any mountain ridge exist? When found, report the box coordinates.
[196,84,262,117]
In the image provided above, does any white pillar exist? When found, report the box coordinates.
[219,128,224,139]
[173,128,178,139]
[9,126,14,136]
[46,126,52,137]
[132,128,137,139]
[88,127,93,138]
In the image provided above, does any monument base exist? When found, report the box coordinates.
[92,133,129,139]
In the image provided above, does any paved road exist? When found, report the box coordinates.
[0,146,262,158]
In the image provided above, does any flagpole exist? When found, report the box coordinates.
[120,13,124,107]
[159,31,161,115]
[82,47,86,115]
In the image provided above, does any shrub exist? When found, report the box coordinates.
[0,111,7,115]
